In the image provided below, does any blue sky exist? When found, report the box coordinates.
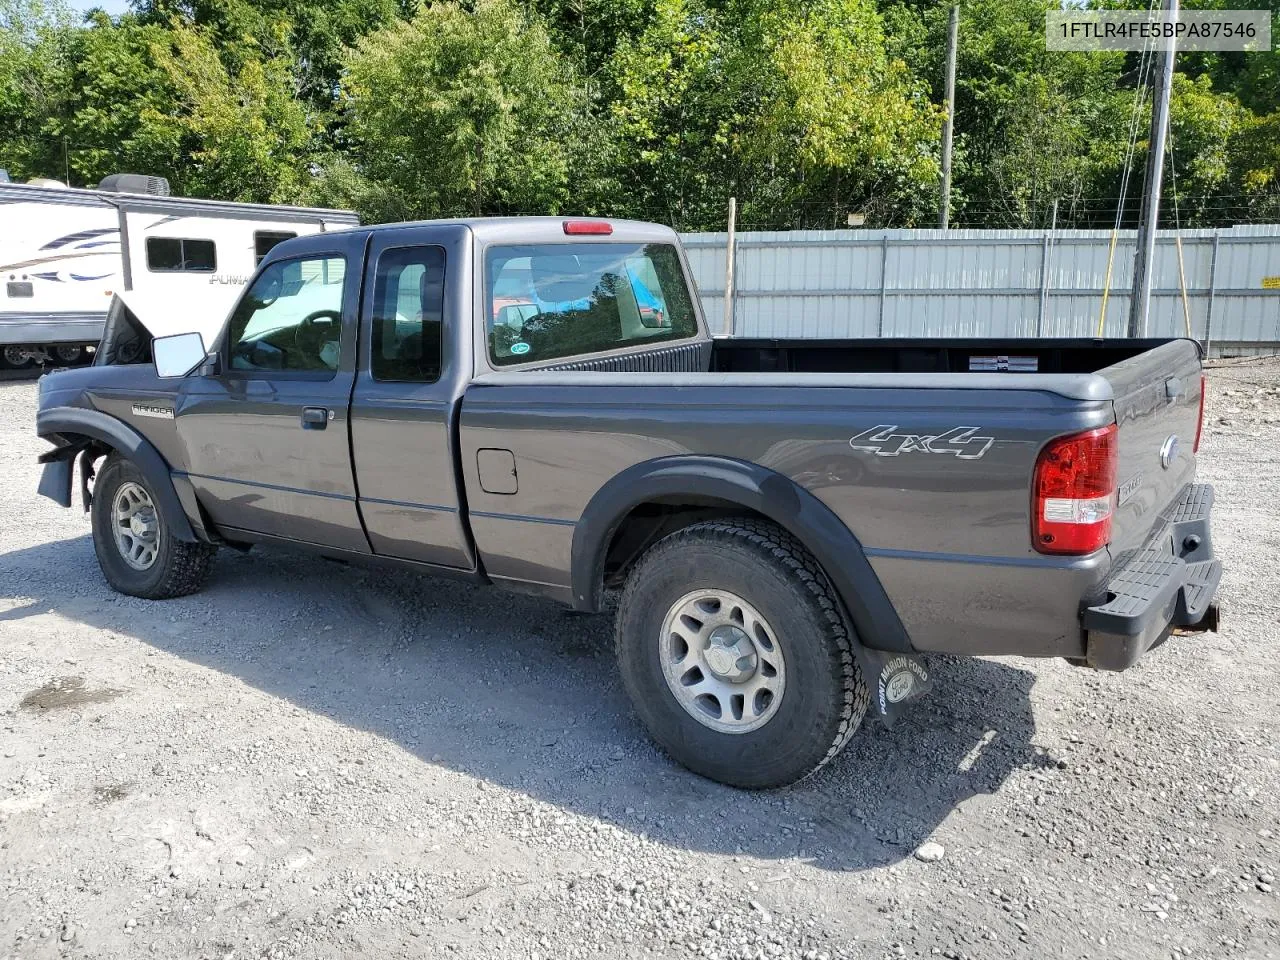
[66,0,133,16]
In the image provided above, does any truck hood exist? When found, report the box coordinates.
[116,287,237,346]
[98,288,238,365]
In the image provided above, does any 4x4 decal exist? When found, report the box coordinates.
[849,424,994,460]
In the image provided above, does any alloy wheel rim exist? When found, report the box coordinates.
[659,589,786,734]
[111,481,161,571]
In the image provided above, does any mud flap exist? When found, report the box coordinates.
[853,646,933,727]
[36,457,73,508]
[36,438,92,509]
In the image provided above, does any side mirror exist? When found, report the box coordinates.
[153,332,208,379]
[198,351,221,377]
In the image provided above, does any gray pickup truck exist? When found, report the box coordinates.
[34,217,1221,788]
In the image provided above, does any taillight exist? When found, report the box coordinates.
[1032,424,1118,555]
[563,220,612,235]
[1194,374,1206,453]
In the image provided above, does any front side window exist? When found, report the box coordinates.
[485,242,698,366]
[370,245,445,383]
[146,237,216,272]
[227,255,346,374]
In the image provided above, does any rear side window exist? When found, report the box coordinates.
[146,237,216,272]
[370,245,445,383]
[254,231,297,264]
[485,242,697,366]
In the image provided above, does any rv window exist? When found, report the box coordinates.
[370,245,445,383]
[146,237,216,273]
[254,231,297,264]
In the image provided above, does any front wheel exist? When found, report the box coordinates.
[1,345,33,369]
[91,455,216,599]
[615,518,869,789]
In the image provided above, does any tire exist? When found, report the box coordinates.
[615,518,869,789]
[1,345,33,369]
[54,344,84,364]
[91,455,216,599]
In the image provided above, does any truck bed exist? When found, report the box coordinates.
[711,337,1181,375]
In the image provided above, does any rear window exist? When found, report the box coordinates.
[485,242,697,366]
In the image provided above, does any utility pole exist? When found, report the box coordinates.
[723,197,737,336]
[1129,0,1179,338]
[939,4,959,229]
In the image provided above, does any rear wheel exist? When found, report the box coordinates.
[54,344,84,364]
[615,518,869,789]
[91,455,216,599]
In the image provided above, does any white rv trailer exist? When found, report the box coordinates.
[0,175,359,367]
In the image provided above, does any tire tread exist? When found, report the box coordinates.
[615,517,870,786]
[92,455,216,600]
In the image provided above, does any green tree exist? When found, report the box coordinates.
[532,0,657,79]
[745,0,941,226]
[0,0,73,181]
[135,0,409,113]
[882,0,1135,227]
[3,0,1276,228]
[145,20,314,202]
[52,15,181,187]
[336,0,585,220]
[880,0,1279,229]
[1166,71,1250,224]
[609,0,939,229]
[606,0,735,227]
[45,13,312,201]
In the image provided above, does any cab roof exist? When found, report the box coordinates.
[339,216,680,246]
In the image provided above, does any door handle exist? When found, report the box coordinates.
[301,407,330,430]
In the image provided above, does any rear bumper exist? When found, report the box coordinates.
[1082,483,1221,670]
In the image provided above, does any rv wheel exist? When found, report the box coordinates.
[1,346,33,369]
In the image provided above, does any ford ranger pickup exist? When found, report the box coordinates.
[33,217,1221,788]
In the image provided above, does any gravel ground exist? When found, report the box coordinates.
[1,361,1277,960]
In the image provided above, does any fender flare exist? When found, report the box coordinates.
[570,455,914,654]
[36,405,199,542]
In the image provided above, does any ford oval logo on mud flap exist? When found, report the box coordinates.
[1160,434,1179,469]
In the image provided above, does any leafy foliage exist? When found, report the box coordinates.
[336,0,581,220]
[0,0,1275,230]
[0,0,75,180]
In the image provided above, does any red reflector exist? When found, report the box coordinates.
[1193,374,1206,453]
[562,220,612,235]
[1032,424,1118,555]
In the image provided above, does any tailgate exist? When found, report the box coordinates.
[1102,339,1204,559]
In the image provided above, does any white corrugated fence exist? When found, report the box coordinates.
[679,225,1280,354]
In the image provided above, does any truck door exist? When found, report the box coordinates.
[349,225,476,569]
[174,230,370,552]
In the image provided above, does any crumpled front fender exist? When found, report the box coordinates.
[36,405,199,542]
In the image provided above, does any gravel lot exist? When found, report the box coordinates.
[1,360,1277,960]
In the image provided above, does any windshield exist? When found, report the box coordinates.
[485,242,698,366]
